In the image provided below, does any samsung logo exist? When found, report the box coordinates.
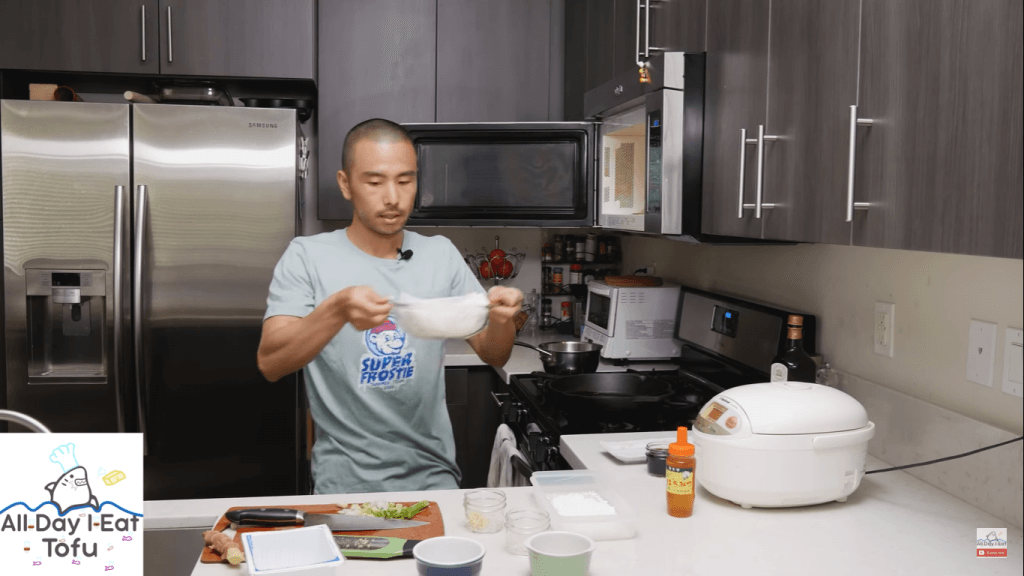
[249,122,278,128]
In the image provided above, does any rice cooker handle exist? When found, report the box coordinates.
[811,422,876,451]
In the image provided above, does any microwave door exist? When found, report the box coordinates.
[597,106,647,231]
[645,90,686,235]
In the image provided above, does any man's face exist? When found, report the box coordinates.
[338,138,417,236]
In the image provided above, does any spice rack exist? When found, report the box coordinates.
[539,233,621,334]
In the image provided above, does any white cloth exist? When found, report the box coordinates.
[487,424,530,488]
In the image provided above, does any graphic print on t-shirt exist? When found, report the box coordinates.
[359,317,416,391]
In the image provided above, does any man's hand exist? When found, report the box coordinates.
[335,285,392,330]
[486,285,524,327]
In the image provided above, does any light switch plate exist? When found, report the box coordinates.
[874,302,895,357]
[1002,327,1023,398]
[966,319,997,387]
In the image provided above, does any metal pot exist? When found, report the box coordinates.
[513,341,602,375]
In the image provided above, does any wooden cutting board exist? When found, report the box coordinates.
[200,501,444,564]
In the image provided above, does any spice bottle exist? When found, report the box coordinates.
[552,267,564,285]
[666,427,696,518]
[561,301,571,320]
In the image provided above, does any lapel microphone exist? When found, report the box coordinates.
[396,248,414,261]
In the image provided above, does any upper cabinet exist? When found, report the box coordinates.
[564,0,705,120]
[159,0,315,79]
[852,0,1023,259]
[317,0,437,220]
[0,0,160,75]
[0,0,314,80]
[699,0,1022,259]
[435,0,554,122]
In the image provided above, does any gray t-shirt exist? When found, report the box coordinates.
[264,229,485,494]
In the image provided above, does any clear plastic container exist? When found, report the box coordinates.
[529,470,637,540]
[463,489,506,533]
[504,508,550,556]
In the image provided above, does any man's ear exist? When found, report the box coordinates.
[337,169,352,201]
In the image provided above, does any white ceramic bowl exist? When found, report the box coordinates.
[412,537,486,576]
[391,293,490,339]
[524,531,595,576]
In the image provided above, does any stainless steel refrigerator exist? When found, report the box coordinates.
[1,100,303,500]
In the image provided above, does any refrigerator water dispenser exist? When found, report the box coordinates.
[25,269,107,383]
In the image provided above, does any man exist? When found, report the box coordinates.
[257,118,522,495]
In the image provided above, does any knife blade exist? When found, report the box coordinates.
[225,508,428,531]
[333,535,420,559]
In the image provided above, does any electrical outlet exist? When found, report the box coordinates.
[966,319,997,387]
[874,302,895,357]
[1003,327,1023,398]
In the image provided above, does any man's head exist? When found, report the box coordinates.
[338,119,417,237]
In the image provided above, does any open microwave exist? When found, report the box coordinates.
[403,52,706,236]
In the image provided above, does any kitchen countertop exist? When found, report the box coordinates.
[445,327,680,382]
[149,429,1022,575]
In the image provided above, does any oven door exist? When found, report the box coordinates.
[402,122,596,227]
[582,282,616,340]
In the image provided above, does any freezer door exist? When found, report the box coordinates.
[2,100,130,433]
[132,104,300,499]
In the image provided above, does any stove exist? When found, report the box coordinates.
[497,286,816,475]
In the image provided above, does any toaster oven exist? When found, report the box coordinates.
[580,281,682,360]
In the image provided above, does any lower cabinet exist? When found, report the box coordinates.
[445,367,503,489]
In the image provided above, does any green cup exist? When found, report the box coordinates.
[524,531,595,576]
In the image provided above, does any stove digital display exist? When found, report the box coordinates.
[711,305,740,338]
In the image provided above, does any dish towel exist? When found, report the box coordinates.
[487,424,529,488]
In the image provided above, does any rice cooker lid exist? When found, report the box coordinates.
[700,382,869,435]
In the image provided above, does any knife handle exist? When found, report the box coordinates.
[225,508,305,526]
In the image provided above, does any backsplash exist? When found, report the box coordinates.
[838,370,1023,529]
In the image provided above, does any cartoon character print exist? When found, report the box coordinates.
[45,444,100,515]
[359,318,416,391]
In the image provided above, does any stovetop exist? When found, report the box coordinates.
[507,346,766,438]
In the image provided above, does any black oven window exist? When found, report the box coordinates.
[587,293,611,330]
[417,142,576,208]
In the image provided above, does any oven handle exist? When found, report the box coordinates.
[510,454,534,481]
[490,391,508,409]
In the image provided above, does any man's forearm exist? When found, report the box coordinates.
[257,296,347,381]
[470,318,516,367]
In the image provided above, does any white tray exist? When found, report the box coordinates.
[599,438,674,464]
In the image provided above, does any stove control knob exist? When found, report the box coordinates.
[516,407,530,425]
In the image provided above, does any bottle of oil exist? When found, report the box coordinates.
[666,427,696,518]
[770,315,816,383]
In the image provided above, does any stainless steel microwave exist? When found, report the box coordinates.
[404,52,706,236]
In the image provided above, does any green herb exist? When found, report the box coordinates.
[366,500,430,520]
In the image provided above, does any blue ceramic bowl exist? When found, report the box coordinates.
[413,537,486,576]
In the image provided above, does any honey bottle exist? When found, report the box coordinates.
[666,426,696,518]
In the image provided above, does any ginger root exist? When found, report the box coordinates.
[203,530,244,565]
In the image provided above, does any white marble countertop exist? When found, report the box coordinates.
[146,430,1022,575]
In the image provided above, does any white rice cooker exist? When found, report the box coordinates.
[691,382,875,508]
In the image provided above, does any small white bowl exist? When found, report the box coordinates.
[412,536,486,576]
[391,293,490,339]
[524,531,595,576]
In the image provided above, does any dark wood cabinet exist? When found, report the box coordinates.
[700,0,768,239]
[0,0,159,74]
[853,0,1024,259]
[158,0,315,79]
[435,0,554,122]
[445,367,502,489]
[317,0,436,220]
[761,0,861,245]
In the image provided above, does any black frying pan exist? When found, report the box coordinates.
[540,372,674,414]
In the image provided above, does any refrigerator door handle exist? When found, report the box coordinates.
[133,184,149,453]
[113,186,127,433]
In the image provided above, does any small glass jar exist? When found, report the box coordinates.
[585,233,597,262]
[553,235,565,261]
[552,267,564,285]
[561,301,571,319]
[569,264,583,284]
[646,441,670,477]
[504,508,550,556]
[575,238,586,261]
[542,243,552,262]
[464,489,506,533]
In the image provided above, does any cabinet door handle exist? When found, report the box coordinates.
[643,0,651,59]
[846,105,874,222]
[738,128,758,218]
[754,125,778,218]
[167,5,173,63]
[140,5,146,61]
[635,0,644,66]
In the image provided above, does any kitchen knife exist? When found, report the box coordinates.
[224,508,428,531]
[333,535,421,559]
